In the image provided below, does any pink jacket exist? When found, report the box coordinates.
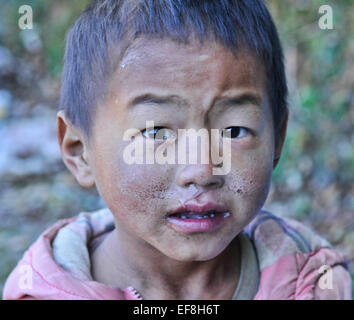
[2,208,352,300]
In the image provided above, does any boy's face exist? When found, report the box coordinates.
[59,38,285,261]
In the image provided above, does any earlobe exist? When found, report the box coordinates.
[273,109,288,169]
[57,110,96,188]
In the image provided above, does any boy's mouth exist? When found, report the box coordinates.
[169,210,227,220]
[166,202,231,234]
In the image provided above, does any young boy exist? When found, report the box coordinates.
[3,0,351,300]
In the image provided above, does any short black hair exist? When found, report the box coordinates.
[59,0,288,142]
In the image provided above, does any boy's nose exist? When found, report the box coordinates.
[175,128,225,190]
[176,162,224,190]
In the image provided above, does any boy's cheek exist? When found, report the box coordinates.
[229,150,273,193]
[226,147,274,215]
[99,157,175,219]
[229,166,272,211]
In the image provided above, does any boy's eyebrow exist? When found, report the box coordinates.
[127,94,188,110]
[214,93,263,109]
[126,92,262,110]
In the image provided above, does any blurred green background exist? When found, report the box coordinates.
[0,0,353,299]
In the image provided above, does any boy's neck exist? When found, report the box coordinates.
[90,225,241,300]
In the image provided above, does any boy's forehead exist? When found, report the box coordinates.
[118,37,261,73]
[119,37,222,68]
[106,37,266,114]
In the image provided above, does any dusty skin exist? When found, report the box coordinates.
[57,36,287,299]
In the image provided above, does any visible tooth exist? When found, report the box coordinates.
[203,215,209,218]
[210,213,215,218]
[223,212,230,218]
[181,215,187,219]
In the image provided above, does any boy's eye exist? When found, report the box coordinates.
[141,127,176,141]
[221,127,249,139]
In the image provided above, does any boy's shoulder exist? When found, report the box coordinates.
[244,210,332,271]
[2,207,136,300]
[244,210,352,299]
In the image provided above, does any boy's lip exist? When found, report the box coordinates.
[166,200,231,234]
[167,201,230,217]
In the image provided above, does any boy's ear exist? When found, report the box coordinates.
[57,110,96,188]
[273,109,288,169]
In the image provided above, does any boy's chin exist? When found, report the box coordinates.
[156,239,232,262]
